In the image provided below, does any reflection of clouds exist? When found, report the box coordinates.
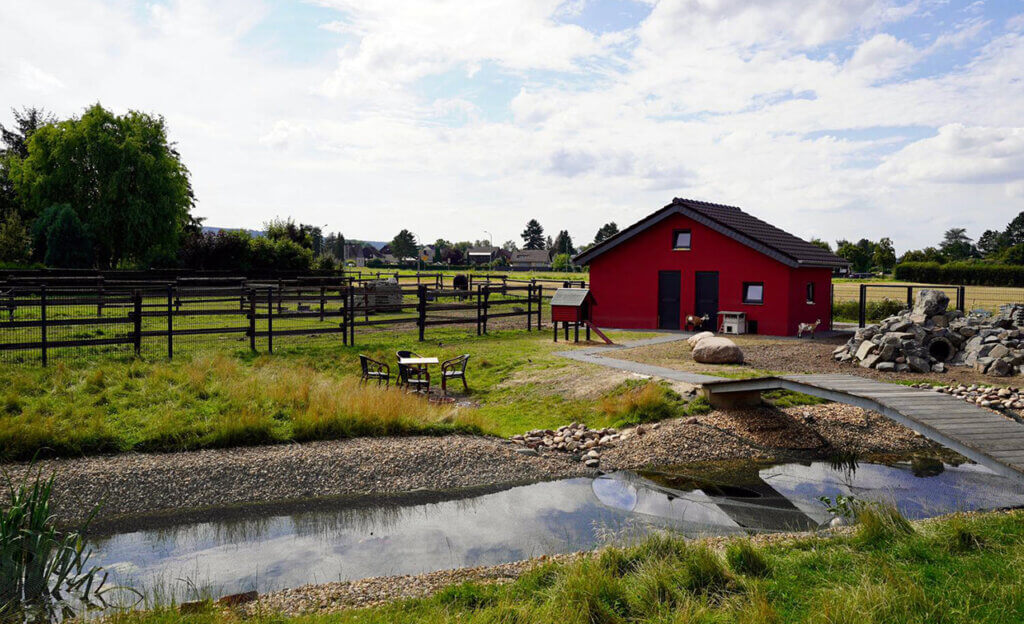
[89,461,1024,601]
[761,461,1024,521]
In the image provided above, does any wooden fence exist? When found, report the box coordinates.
[0,279,545,365]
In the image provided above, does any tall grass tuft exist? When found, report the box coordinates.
[726,540,771,578]
[1,467,110,621]
[600,381,681,427]
[856,502,915,545]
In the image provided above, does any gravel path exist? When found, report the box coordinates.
[2,436,586,526]
[2,403,935,527]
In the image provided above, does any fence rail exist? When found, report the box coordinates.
[0,278,547,365]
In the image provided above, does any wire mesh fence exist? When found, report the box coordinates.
[0,277,547,365]
[832,281,1024,326]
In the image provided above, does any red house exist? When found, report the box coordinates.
[573,198,848,336]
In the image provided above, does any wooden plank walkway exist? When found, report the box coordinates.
[702,374,1024,484]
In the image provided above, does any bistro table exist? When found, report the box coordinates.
[397,357,439,366]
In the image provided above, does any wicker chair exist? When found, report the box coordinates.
[441,354,470,395]
[358,355,390,387]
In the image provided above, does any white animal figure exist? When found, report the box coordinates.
[798,319,821,338]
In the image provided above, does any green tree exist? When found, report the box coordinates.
[898,247,946,264]
[1004,211,1024,247]
[999,244,1024,265]
[977,229,1007,257]
[939,228,975,261]
[501,240,518,252]
[390,229,418,260]
[594,222,619,244]
[808,238,832,252]
[835,239,875,273]
[551,230,575,256]
[11,104,194,267]
[42,205,92,268]
[0,211,31,264]
[521,219,545,250]
[0,107,56,218]
[551,253,572,271]
[871,237,897,272]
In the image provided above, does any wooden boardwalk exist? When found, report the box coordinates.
[702,374,1024,484]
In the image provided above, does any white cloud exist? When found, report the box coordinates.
[0,0,1022,251]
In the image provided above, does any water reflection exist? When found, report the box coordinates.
[89,457,1024,601]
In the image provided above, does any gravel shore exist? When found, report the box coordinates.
[2,403,935,526]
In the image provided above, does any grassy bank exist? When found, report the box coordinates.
[113,508,1024,623]
[0,327,698,460]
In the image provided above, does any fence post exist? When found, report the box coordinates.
[320,285,326,322]
[906,286,913,312]
[417,284,427,342]
[133,289,142,357]
[349,282,356,346]
[166,285,174,359]
[958,286,966,312]
[858,284,867,328]
[248,288,257,352]
[476,286,482,336]
[40,286,47,366]
[267,287,274,354]
[482,286,490,334]
[528,282,536,331]
[537,285,543,330]
[97,276,104,316]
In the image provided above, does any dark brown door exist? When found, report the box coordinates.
[658,271,681,329]
[694,271,719,330]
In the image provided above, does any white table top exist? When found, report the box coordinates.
[399,357,439,365]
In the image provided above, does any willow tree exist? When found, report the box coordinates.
[11,104,194,267]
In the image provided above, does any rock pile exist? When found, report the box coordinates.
[911,382,1024,412]
[833,289,1024,377]
[510,422,628,467]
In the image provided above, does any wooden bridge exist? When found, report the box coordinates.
[702,374,1024,484]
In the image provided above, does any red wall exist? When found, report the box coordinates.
[588,214,833,336]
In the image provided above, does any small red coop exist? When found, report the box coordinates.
[550,288,611,343]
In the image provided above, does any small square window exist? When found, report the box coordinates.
[672,229,691,250]
[743,282,764,304]
[806,282,815,303]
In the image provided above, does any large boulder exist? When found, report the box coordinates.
[692,337,744,364]
[687,331,714,348]
[913,289,950,317]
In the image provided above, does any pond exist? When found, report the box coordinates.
[89,455,1024,602]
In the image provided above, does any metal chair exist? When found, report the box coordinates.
[398,362,430,393]
[441,354,470,395]
[358,355,390,387]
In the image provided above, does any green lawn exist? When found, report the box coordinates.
[0,327,693,461]
[111,508,1024,623]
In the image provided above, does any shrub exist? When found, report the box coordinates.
[895,261,1024,286]
[832,297,905,322]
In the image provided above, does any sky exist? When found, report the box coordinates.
[2,0,1023,253]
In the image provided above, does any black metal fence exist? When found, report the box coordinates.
[0,277,546,365]
[831,282,1024,327]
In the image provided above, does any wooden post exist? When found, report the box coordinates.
[133,289,142,357]
[858,284,867,328]
[537,285,543,330]
[277,279,284,313]
[482,286,490,334]
[906,286,914,312]
[553,321,557,342]
[40,286,47,366]
[574,321,579,343]
[267,287,274,354]
[167,285,174,359]
[248,288,257,352]
[476,286,482,336]
[526,283,532,331]
[417,284,427,342]
[97,276,104,316]
[320,285,326,322]
[585,322,590,342]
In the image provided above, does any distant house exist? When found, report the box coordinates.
[467,246,499,265]
[419,246,435,263]
[573,198,848,336]
[510,249,552,271]
[342,243,383,267]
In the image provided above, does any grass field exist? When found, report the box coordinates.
[0,326,718,461]
[110,507,1024,623]
[832,279,1024,312]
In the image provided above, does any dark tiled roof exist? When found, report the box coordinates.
[574,198,848,269]
[511,249,551,263]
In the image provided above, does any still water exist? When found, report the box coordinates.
[89,457,1024,600]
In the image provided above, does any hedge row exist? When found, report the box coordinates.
[893,262,1024,287]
